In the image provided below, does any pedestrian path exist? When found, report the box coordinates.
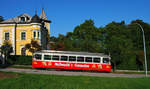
[0,68,149,78]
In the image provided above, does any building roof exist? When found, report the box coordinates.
[40,8,51,23]
[31,14,41,23]
[0,10,51,24]
[40,8,47,20]
[35,50,110,58]
[0,13,31,24]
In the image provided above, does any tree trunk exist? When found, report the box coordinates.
[2,59,5,64]
[2,55,5,64]
[143,64,145,71]
[113,62,116,72]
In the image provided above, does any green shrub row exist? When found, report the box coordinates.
[8,55,32,65]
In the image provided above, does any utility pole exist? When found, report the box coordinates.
[135,23,148,77]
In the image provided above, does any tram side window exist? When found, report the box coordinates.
[34,54,42,60]
[44,55,52,60]
[77,56,84,62]
[61,56,68,61]
[52,55,59,61]
[103,58,109,64]
[93,58,100,63]
[85,57,92,62]
[69,56,76,61]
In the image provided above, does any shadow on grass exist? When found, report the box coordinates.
[43,68,111,73]
[0,64,13,68]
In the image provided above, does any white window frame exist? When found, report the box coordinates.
[33,30,40,40]
[21,31,26,40]
[20,46,26,55]
[37,31,40,40]
[20,16,26,22]
[4,31,9,40]
[33,31,36,40]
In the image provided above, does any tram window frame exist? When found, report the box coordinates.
[52,55,60,61]
[103,58,109,64]
[93,57,100,63]
[34,54,42,60]
[85,57,92,63]
[77,56,84,62]
[60,56,68,61]
[44,55,52,60]
[69,56,76,62]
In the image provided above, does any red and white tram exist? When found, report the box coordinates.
[32,50,111,72]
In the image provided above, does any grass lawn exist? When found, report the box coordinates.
[0,72,150,89]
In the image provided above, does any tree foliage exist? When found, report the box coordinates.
[103,21,134,71]
[0,16,4,22]
[57,19,104,52]
[25,40,41,54]
[0,41,13,64]
[50,19,150,71]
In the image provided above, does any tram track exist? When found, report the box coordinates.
[0,67,149,78]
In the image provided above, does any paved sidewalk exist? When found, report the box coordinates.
[0,68,149,78]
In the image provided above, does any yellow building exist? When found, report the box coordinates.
[0,9,51,55]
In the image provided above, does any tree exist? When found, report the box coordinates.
[50,42,65,51]
[49,34,66,51]
[103,21,134,71]
[136,50,145,70]
[48,19,150,71]
[49,20,104,52]
[0,16,4,22]
[128,20,150,70]
[0,41,13,64]
[25,40,41,55]
[66,19,103,52]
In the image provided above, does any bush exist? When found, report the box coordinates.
[7,55,32,65]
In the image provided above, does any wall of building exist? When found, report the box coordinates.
[0,24,42,56]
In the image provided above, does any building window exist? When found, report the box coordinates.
[52,55,60,61]
[69,56,76,62]
[60,56,68,61]
[34,54,42,60]
[103,58,109,64]
[33,31,36,40]
[37,31,40,39]
[5,32,9,40]
[21,47,26,55]
[77,56,84,62]
[20,17,25,22]
[33,30,40,40]
[85,57,92,62]
[93,58,101,63]
[21,32,26,40]
[44,55,52,60]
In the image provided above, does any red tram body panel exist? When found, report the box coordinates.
[32,61,111,71]
[32,50,111,72]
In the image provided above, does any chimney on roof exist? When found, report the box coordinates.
[40,8,47,20]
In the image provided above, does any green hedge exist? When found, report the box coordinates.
[8,55,32,65]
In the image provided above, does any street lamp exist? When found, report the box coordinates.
[134,23,148,77]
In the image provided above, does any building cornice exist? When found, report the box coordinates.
[0,23,41,27]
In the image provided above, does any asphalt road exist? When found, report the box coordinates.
[0,68,149,78]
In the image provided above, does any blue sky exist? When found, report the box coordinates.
[0,0,150,37]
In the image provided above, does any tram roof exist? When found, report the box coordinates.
[35,50,110,58]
